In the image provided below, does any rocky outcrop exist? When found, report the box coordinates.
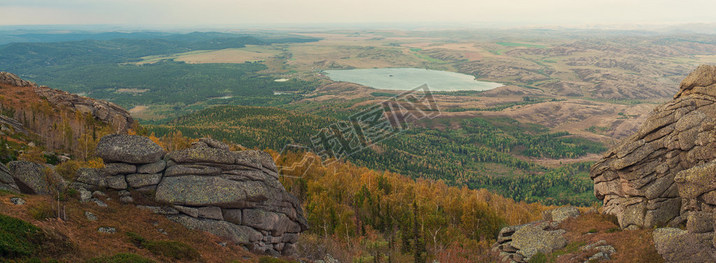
[34,86,133,134]
[0,72,36,87]
[591,65,716,262]
[0,115,29,136]
[581,240,616,262]
[73,135,307,256]
[590,65,716,229]
[0,72,134,157]
[492,206,578,262]
[542,206,579,223]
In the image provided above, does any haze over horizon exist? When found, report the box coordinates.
[2,0,716,30]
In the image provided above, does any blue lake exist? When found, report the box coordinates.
[323,68,503,91]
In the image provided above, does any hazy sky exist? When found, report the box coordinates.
[2,0,715,28]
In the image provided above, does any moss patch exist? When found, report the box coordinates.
[0,214,43,258]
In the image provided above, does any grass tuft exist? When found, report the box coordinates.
[125,232,200,261]
[528,252,548,263]
[85,253,156,263]
[145,240,200,261]
[28,203,56,221]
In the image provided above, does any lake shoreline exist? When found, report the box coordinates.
[323,68,503,91]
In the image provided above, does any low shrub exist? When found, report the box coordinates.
[606,227,622,233]
[125,232,200,261]
[145,240,201,261]
[527,252,547,263]
[55,160,81,181]
[126,232,146,248]
[85,253,155,263]
[28,203,56,221]
[59,188,79,201]
[55,158,105,181]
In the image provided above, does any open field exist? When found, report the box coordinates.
[135,45,281,64]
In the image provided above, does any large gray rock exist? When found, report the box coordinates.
[126,173,162,188]
[96,134,165,164]
[542,206,579,223]
[75,168,104,187]
[197,206,223,220]
[174,205,199,218]
[686,211,714,233]
[137,160,166,174]
[106,175,127,190]
[166,147,235,164]
[155,175,273,207]
[8,161,63,195]
[168,214,263,245]
[0,162,20,193]
[222,209,242,225]
[100,163,136,176]
[242,209,301,235]
[164,165,222,177]
[653,227,716,262]
[510,221,567,260]
[198,138,230,151]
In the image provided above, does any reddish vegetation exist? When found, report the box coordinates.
[0,191,260,262]
[556,213,664,263]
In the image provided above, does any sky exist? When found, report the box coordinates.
[1,0,716,28]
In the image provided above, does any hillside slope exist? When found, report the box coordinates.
[0,72,133,158]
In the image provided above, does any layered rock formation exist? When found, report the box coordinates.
[589,65,716,262]
[590,65,716,229]
[72,135,307,256]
